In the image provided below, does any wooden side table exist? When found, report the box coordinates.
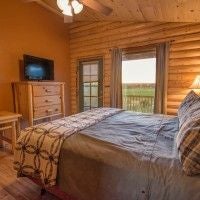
[0,111,22,152]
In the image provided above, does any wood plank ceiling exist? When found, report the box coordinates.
[34,0,200,22]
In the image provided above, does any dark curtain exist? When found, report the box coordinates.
[110,48,122,108]
[154,42,170,114]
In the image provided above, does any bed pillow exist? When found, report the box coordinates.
[176,118,200,175]
[177,91,200,175]
[177,90,199,128]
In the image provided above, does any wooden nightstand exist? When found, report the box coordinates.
[0,111,22,152]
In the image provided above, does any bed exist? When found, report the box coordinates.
[14,108,200,200]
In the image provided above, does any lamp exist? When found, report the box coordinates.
[57,0,83,16]
[190,75,200,94]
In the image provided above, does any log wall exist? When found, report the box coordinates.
[69,22,200,115]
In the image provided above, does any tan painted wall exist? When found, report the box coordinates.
[69,22,200,115]
[0,0,71,114]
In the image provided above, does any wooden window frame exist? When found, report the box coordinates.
[122,45,157,113]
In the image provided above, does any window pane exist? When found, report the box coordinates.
[91,97,98,107]
[91,64,98,75]
[84,83,90,96]
[122,57,156,113]
[83,75,90,82]
[91,82,98,96]
[84,107,90,111]
[84,97,90,106]
[83,65,90,75]
[79,58,103,112]
[90,75,98,82]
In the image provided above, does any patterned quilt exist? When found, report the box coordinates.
[14,108,122,186]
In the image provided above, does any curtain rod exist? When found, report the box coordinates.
[109,39,175,52]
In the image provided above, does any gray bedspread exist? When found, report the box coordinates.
[57,111,200,200]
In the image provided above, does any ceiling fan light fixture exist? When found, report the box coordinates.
[71,0,83,14]
[62,5,73,16]
[57,0,69,11]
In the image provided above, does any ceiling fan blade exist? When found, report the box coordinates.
[80,0,112,16]
[64,15,73,23]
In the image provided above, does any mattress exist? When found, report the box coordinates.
[57,111,200,200]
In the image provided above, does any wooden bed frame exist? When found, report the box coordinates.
[29,177,78,200]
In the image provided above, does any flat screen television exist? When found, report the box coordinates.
[23,55,54,81]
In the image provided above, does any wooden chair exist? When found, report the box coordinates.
[0,111,22,152]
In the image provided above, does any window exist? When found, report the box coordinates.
[79,58,103,112]
[122,48,156,113]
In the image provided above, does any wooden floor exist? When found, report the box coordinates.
[0,148,59,200]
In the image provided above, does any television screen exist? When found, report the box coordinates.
[23,55,54,81]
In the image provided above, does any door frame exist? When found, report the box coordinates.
[78,57,103,112]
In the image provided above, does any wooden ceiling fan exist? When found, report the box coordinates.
[23,0,113,23]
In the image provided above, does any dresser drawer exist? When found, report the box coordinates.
[33,85,61,97]
[33,95,61,107]
[34,104,61,119]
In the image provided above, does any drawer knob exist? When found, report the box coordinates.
[45,89,51,93]
[45,100,53,103]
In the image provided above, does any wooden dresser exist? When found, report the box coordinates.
[13,82,65,126]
